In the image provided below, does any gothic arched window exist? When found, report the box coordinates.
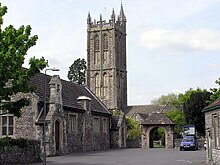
[103,34,108,50]
[94,35,99,51]
[95,73,100,97]
[94,35,100,64]
[103,34,108,64]
[103,73,108,98]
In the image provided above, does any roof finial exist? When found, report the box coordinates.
[87,12,91,24]
[119,2,126,22]
[111,8,115,21]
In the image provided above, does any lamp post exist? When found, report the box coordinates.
[179,102,183,135]
[43,68,59,165]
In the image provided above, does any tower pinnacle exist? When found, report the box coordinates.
[119,4,126,22]
[87,12,91,24]
[111,8,115,21]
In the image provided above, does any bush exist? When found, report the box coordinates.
[126,117,141,139]
[0,137,35,148]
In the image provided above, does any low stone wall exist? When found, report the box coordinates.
[126,138,141,148]
[0,138,42,164]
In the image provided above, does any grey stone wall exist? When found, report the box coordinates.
[0,140,41,164]
[10,93,38,140]
[110,115,127,149]
[87,10,127,111]
[66,112,110,152]
[204,109,220,165]
[126,138,141,148]
[141,125,174,149]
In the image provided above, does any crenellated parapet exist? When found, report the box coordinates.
[87,5,126,33]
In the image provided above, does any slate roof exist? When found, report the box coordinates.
[136,113,149,120]
[124,104,174,117]
[30,72,111,115]
[141,113,175,125]
[203,96,220,112]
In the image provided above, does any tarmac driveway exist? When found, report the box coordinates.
[32,148,207,165]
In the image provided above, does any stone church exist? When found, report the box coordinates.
[0,5,127,156]
[0,4,174,157]
[86,5,127,111]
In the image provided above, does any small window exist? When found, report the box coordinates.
[94,35,99,51]
[212,114,219,148]
[95,74,100,97]
[0,110,14,137]
[69,114,77,132]
[103,118,107,133]
[102,73,108,99]
[93,117,100,132]
[103,34,108,50]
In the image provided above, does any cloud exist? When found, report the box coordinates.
[139,28,220,52]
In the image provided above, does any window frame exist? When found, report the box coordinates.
[69,113,78,133]
[93,117,100,132]
[0,110,15,138]
[212,113,219,148]
[102,118,108,133]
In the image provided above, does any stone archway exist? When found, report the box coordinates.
[149,127,166,148]
[141,113,175,149]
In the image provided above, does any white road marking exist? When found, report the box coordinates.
[176,160,192,163]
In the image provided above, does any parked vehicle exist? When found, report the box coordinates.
[180,136,198,151]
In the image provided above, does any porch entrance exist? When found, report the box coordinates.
[141,113,175,149]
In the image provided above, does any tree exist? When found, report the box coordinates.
[151,93,185,133]
[183,89,211,135]
[209,77,220,103]
[165,109,185,136]
[125,117,141,139]
[67,58,86,85]
[0,4,48,117]
[151,93,179,107]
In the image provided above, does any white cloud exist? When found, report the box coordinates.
[139,28,220,52]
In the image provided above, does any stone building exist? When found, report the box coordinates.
[141,113,175,149]
[0,5,128,156]
[203,97,220,165]
[125,105,174,123]
[86,5,128,148]
[86,5,127,111]
[0,73,112,156]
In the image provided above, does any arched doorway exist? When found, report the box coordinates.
[149,127,166,148]
[141,113,175,149]
[54,118,63,155]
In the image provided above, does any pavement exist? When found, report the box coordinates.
[32,148,207,165]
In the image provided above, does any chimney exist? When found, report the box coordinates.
[77,96,91,113]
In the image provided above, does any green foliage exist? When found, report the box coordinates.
[152,88,211,136]
[0,3,48,117]
[165,109,185,135]
[157,128,165,146]
[67,58,86,85]
[209,77,220,103]
[151,93,179,107]
[112,108,123,116]
[0,137,37,148]
[127,128,141,140]
[184,89,211,135]
[126,117,141,139]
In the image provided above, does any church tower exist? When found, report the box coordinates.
[86,5,127,110]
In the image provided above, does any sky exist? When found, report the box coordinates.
[1,0,220,105]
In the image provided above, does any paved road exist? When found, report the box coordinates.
[33,148,207,165]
